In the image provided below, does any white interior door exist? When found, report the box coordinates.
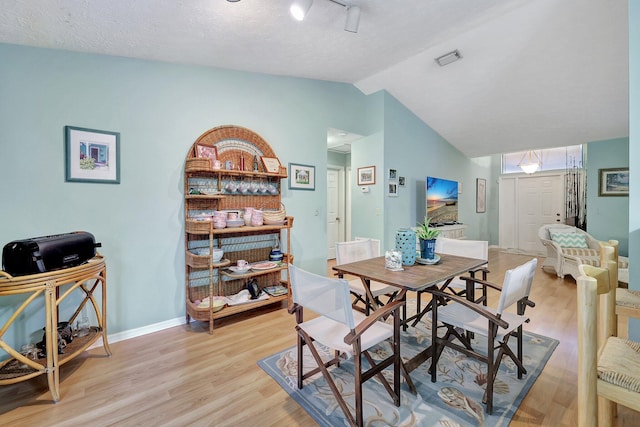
[516,174,564,253]
[327,168,341,259]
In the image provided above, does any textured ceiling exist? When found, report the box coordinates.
[0,0,629,157]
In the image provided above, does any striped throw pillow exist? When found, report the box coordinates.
[550,232,589,248]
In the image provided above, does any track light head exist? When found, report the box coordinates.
[290,0,313,21]
[344,5,361,33]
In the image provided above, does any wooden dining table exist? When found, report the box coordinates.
[332,253,486,373]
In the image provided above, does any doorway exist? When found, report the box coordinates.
[327,166,345,259]
[499,173,565,254]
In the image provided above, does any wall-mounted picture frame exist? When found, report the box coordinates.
[476,178,486,213]
[358,166,376,185]
[388,168,397,180]
[388,180,398,197]
[65,125,120,184]
[599,168,629,196]
[399,176,406,186]
[261,156,281,174]
[288,162,315,191]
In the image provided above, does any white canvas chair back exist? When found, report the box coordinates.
[355,237,381,256]
[435,237,488,291]
[335,239,376,265]
[496,258,537,314]
[435,237,488,263]
[289,263,355,328]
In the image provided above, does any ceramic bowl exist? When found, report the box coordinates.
[212,248,224,262]
[211,298,225,312]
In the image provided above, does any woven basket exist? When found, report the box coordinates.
[263,203,286,224]
[186,158,213,172]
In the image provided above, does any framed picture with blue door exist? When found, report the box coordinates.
[65,125,120,184]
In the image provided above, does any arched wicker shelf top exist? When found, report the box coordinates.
[188,125,277,160]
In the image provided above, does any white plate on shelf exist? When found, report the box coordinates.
[263,219,285,225]
[229,266,251,273]
[416,254,441,265]
[251,261,279,270]
[226,220,245,228]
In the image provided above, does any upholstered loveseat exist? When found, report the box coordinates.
[538,224,629,282]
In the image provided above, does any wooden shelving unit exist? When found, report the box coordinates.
[183,125,293,334]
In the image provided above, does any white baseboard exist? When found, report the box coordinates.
[89,316,186,350]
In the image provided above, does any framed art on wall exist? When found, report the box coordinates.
[357,166,376,185]
[65,125,120,184]
[598,168,629,196]
[388,180,398,197]
[476,178,486,213]
[289,162,315,190]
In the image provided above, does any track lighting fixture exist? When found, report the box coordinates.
[344,6,360,33]
[290,0,313,21]
[290,0,361,33]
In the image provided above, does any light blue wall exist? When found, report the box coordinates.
[380,93,497,248]
[585,138,629,255]
[0,44,376,344]
[628,0,639,340]
[2,44,496,348]
[327,151,348,168]
[350,132,386,242]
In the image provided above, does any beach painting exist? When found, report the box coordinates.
[426,176,459,223]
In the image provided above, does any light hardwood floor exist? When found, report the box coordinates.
[0,249,638,426]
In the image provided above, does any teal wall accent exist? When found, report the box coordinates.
[585,138,629,255]
[380,93,497,249]
[0,43,376,345]
[628,0,639,340]
[327,151,348,168]
[2,44,499,347]
[350,131,386,242]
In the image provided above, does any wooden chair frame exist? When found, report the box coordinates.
[429,259,536,414]
[288,265,415,427]
[577,244,640,427]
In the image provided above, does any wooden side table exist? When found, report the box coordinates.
[0,255,111,401]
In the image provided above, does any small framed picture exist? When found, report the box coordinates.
[388,169,397,180]
[599,168,629,196]
[288,163,315,191]
[399,177,406,186]
[261,157,281,174]
[388,180,398,197]
[65,125,120,184]
[357,166,376,185]
[196,144,218,160]
[476,178,486,213]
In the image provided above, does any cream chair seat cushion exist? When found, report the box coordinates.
[598,337,640,393]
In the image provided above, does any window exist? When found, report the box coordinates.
[501,145,583,174]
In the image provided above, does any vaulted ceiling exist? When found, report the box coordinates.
[0,0,629,157]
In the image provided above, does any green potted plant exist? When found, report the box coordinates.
[416,216,439,259]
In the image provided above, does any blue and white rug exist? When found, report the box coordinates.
[258,314,557,427]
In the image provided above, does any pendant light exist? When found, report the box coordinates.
[518,150,542,174]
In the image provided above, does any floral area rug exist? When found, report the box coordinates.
[258,303,558,427]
